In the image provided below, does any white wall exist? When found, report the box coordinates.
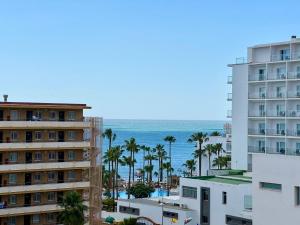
[231,64,249,170]
[252,153,300,225]
[180,177,252,225]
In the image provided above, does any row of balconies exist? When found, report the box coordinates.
[0,120,90,129]
[248,146,300,156]
[248,128,300,137]
[248,110,300,118]
[248,91,300,100]
[0,141,90,150]
[249,71,300,82]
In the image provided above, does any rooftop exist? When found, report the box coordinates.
[190,176,252,185]
[0,101,91,109]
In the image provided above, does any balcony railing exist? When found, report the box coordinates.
[236,57,247,64]
[271,54,291,62]
[287,72,300,80]
[227,110,232,118]
[227,76,232,84]
[249,73,266,82]
[227,93,232,101]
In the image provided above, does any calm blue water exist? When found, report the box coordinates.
[103,119,226,179]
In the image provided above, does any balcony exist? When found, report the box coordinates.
[271,54,291,62]
[227,110,232,118]
[248,146,286,155]
[227,93,232,101]
[0,181,90,194]
[248,111,266,118]
[0,121,90,129]
[267,73,287,81]
[287,72,300,80]
[287,91,300,99]
[249,73,266,82]
[227,76,232,84]
[0,161,90,173]
[0,201,89,217]
[0,141,90,150]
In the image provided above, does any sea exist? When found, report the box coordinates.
[102,119,227,180]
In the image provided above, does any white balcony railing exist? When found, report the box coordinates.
[0,141,90,150]
[0,121,90,129]
[227,93,232,101]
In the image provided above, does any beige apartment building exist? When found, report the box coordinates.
[0,98,102,225]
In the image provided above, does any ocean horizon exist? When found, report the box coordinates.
[102,119,228,179]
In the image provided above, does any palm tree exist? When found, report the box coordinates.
[204,144,215,171]
[182,159,196,177]
[140,145,151,183]
[210,131,221,136]
[102,129,116,192]
[155,144,167,182]
[58,191,87,225]
[188,132,209,176]
[215,143,224,158]
[164,136,176,195]
[144,153,157,183]
[111,146,124,201]
[213,155,231,169]
[153,171,159,185]
[124,138,139,183]
[122,156,135,199]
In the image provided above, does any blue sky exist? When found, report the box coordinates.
[0,1,300,120]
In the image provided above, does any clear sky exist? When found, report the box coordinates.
[0,0,300,120]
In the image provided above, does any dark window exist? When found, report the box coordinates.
[260,182,282,191]
[295,186,300,205]
[119,206,140,215]
[182,186,197,199]
[222,192,227,204]
[163,211,178,219]
[202,189,209,201]
[202,216,208,224]
[226,215,252,225]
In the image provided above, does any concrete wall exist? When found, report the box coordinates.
[231,64,249,170]
[252,153,300,225]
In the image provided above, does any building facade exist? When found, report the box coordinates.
[230,36,300,225]
[0,100,102,225]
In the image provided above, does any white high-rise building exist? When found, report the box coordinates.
[229,36,300,225]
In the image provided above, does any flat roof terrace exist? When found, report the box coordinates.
[188,176,252,185]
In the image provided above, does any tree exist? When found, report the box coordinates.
[188,132,209,176]
[122,156,135,199]
[163,136,176,195]
[124,138,139,185]
[210,131,221,136]
[110,146,124,201]
[58,191,87,225]
[140,145,151,183]
[144,148,157,183]
[120,218,137,225]
[213,155,231,169]
[204,144,215,171]
[182,159,196,177]
[127,183,155,198]
[155,144,167,182]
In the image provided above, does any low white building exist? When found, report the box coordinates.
[115,172,252,225]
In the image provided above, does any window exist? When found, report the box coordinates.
[68,151,75,160]
[297,66,300,77]
[35,131,42,140]
[276,123,285,135]
[259,104,265,116]
[163,211,178,219]
[119,206,140,215]
[48,192,56,202]
[260,182,282,191]
[68,171,76,180]
[202,216,208,224]
[32,214,40,224]
[222,192,227,204]
[11,131,18,141]
[9,195,17,205]
[258,69,265,80]
[34,152,42,161]
[295,187,300,206]
[9,152,18,162]
[48,172,56,181]
[7,217,16,225]
[68,111,76,121]
[258,140,265,152]
[10,110,19,121]
[67,131,76,140]
[33,193,41,203]
[49,111,57,120]
[258,123,265,134]
[244,195,252,210]
[259,87,266,98]
[276,104,285,116]
[34,111,42,120]
[182,186,197,199]
[202,189,209,201]
[47,213,56,223]
[276,142,285,154]
[33,173,41,182]
[49,131,56,140]
[8,174,17,184]
[48,151,56,160]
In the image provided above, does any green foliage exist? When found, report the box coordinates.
[58,191,87,225]
[120,218,137,225]
[103,198,116,212]
[210,131,221,136]
[127,183,155,198]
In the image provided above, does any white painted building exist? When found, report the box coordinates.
[115,173,252,225]
[229,36,300,225]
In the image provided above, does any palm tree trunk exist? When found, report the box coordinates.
[132,151,135,183]
[112,160,115,205]
[168,143,172,196]
[128,164,131,199]
[116,160,119,200]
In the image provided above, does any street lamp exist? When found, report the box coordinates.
[159,201,164,225]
